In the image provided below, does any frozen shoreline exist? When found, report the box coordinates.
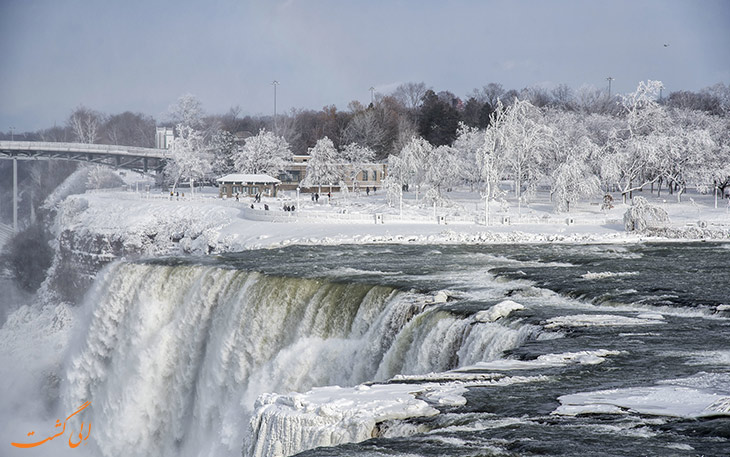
[51,190,730,259]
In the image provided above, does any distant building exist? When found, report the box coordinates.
[278,155,387,192]
[155,127,174,149]
[217,174,281,198]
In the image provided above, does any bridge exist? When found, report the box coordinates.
[0,141,168,172]
[0,141,170,232]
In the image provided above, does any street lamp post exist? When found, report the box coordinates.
[369,87,375,105]
[10,127,15,141]
[606,77,614,98]
[272,80,279,134]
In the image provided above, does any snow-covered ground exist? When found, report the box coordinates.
[55,182,730,255]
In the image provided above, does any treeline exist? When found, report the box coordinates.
[4,81,729,159]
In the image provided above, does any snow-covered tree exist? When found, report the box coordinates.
[623,196,670,232]
[234,129,292,177]
[301,137,341,191]
[341,143,375,191]
[424,145,459,202]
[498,99,553,201]
[382,174,402,208]
[168,93,204,129]
[342,110,387,153]
[543,111,602,211]
[398,136,433,200]
[656,124,715,202]
[452,123,484,191]
[164,124,212,194]
[209,129,237,175]
[552,153,602,212]
[602,81,669,203]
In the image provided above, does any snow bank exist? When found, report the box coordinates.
[474,300,525,322]
[248,383,440,457]
[555,372,730,418]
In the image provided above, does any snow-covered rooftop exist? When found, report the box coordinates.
[216,174,281,184]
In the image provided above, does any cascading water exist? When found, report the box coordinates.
[61,260,534,457]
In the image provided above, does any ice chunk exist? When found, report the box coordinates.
[248,383,439,457]
[474,300,525,322]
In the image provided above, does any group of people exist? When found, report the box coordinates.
[282,204,296,212]
[365,186,376,196]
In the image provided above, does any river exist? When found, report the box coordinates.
[14,242,730,456]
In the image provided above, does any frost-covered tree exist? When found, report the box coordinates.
[301,137,341,192]
[623,196,670,232]
[453,123,484,191]
[209,129,237,175]
[398,136,433,200]
[424,145,459,202]
[552,154,601,212]
[164,124,212,194]
[543,110,602,211]
[655,124,715,202]
[67,105,104,144]
[168,93,204,129]
[602,81,668,203]
[234,129,292,177]
[382,174,402,209]
[341,143,375,191]
[342,110,387,153]
[498,99,553,201]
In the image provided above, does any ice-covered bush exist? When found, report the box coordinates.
[623,196,670,232]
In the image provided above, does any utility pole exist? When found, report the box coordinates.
[272,80,279,134]
[369,87,375,105]
[606,77,614,98]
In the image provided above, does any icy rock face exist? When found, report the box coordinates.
[43,194,237,304]
[248,384,440,457]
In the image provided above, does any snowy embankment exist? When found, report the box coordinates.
[48,189,729,262]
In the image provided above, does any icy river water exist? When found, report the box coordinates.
[61,242,730,456]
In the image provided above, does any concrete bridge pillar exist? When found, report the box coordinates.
[13,157,18,232]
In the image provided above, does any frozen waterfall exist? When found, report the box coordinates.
[62,261,534,457]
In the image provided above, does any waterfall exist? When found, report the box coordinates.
[62,260,534,457]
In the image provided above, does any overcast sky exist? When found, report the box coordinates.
[1,0,728,132]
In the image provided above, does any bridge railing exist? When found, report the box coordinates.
[0,141,168,159]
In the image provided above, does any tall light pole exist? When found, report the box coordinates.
[606,77,614,98]
[9,126,15,141]
[369,87,375,105]
[272,80,279,134]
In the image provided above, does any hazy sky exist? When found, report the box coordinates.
[1,0,728,132]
